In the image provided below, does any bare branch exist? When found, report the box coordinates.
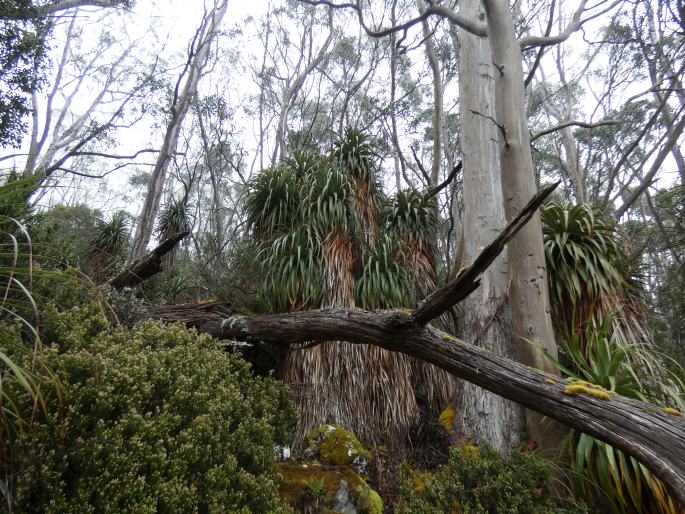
[471,109,509,147]
[67,149,160,160]
[615,110,685,218]
[1,0,129,19]
[410,145,431,185]
[424,161,462,200]
[518,0,622,49]
[297,0,487,38]
[523,0,556,87]
[530,119,621,141]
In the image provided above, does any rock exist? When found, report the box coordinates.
[277,461,383,514]
[304,424,372,476]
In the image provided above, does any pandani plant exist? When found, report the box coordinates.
[332,128,381,244]
[157,194,191,267]
[541,318,684,514]
[541,201,684,513]
[0,179,60,512]
[386,189,456,413]
[541,202,652,355]
[88,211,129,284]
[333,129,450,446]
[246,134,430,447]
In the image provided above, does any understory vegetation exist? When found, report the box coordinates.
[1,285,296,512]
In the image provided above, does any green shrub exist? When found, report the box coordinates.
[7,304,297,513]
[397,445,587,514]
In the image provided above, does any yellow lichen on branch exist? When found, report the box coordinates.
[564,384,612,401]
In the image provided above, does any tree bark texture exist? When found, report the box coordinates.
[456,0,525,453]
[481,0,566,452]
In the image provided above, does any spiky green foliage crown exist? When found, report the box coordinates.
[541,202,624,310]
[305,165,361,238]
[332,129,383,215]
[259,226,324,312]
[158,196,191,236]
[332,128,375,182]
[246,166,303,240]
[284,150,324,178]
[90,211,129,255]
[386,190,436,245]
[246,131,425,314]
[356,233,413,310]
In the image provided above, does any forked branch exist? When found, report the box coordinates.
[206,309,685,504]
[412,181,559,325]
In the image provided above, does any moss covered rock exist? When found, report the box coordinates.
[305,424,372,475]
[277,461,383,514]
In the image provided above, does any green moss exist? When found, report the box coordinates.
[306,424,372,473]
[277,461,383,514]
[397,445,588,514]
[358,487,384,514]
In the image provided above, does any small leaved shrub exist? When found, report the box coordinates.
[397,445,587,514]
[7,303,297,513]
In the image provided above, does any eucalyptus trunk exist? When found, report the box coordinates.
[454,0,524,453]
[482,0,565,452]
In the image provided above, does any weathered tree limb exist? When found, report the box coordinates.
[530,119,621,142]
[208,309,685,504]
[424,161,462,200]
[109,231,189,288]
[296,0,487,38]
[152,299,235,331]
[1,0,130,19]
[411,181,559,326]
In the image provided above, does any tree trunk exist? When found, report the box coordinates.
[482,0,565,452]
[127,0,227,264]
[270,10,334,166]
[419,2,443,187]
[455,0,524,453]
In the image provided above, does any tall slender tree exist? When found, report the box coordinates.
[128,0,227,263]
[454,0,524,453]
